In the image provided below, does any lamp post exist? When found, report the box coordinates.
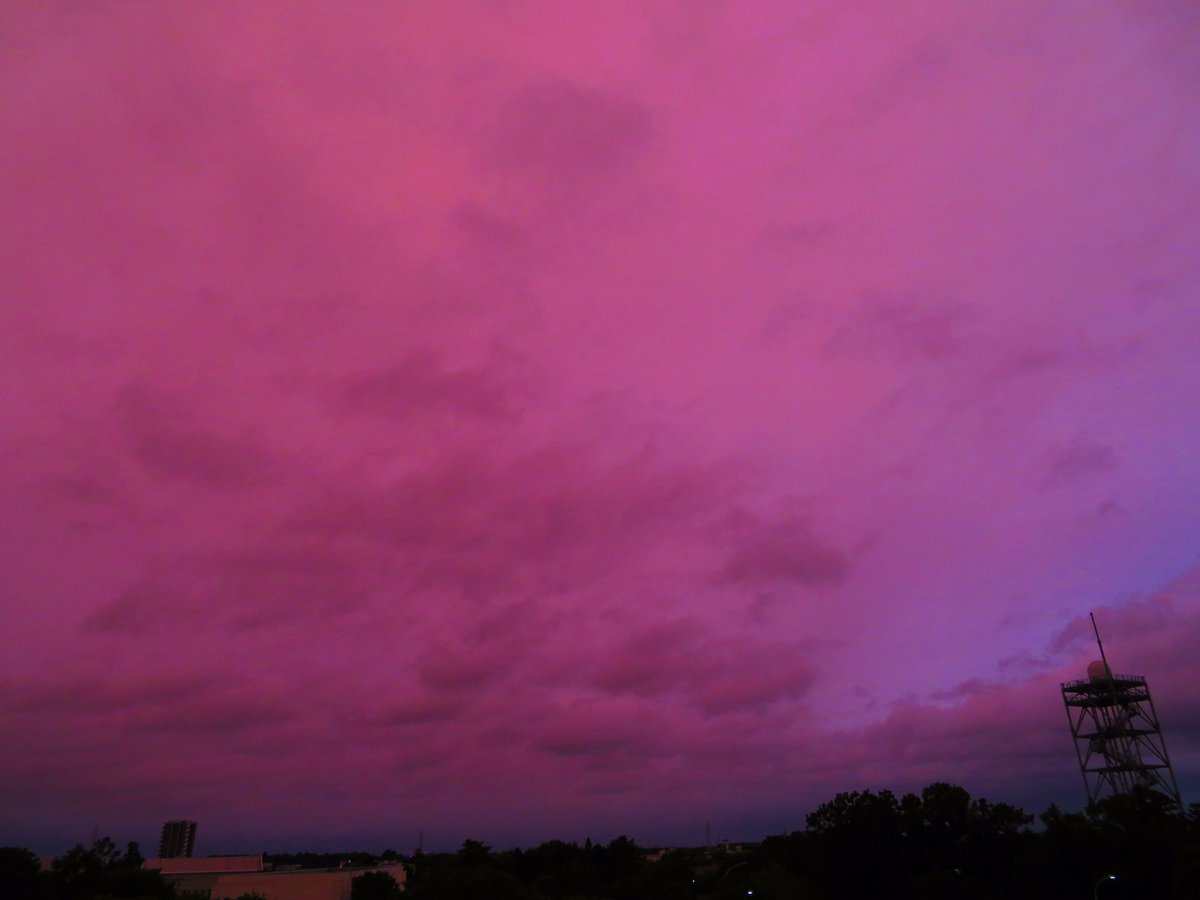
[723,861,751,895]
[723,861,750,878]
[1093,874,1117,900]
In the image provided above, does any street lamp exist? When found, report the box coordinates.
[1093,874,1117,900]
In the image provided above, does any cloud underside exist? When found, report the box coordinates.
[5,590,1198,842]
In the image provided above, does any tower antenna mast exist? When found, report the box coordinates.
[1090,612,1111,676]
[1061,612,1182,806]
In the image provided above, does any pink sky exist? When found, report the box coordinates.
[2,1,1199,853]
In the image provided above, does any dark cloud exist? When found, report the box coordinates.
[755,298,810,344]
[418,648,509,693]
[217,545,376,629]
[716,507,849,588]
[291,444,725,599]
[83,540,378,635]
[842,680,1070,791]
[828,294,971,362]
[986,346,1068,382]
[536,724,638,760]
[39,473,126,508]
[531,701,670,766]
[1,671,222,717]
[380,695,464,727]
[491,78,654,179]
[982,336,1142,389]
[339,348,530,422]
[116,385,276,488]
[123,695,297,736]
[452,203,528,251]
[588,620,819,715]
[762,220,837,250]
[853,39,955,124]
[1039,435,1118,490]
[81,588,163,635]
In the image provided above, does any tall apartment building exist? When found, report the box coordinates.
[159,820,197,858]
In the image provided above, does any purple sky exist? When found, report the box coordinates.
[3,1,1199,854]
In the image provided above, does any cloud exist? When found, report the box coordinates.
[123,694,298,737]
[586,619,819,715]
[532,703,662,763]
[339,348,531,423]
[715,506,849,588]
[827,294,971,363]
[115,385,277,488]
[452,202,529,252]
[288,442,729,601]
[379,695,463,727]
[1039,435,1119,490]
[417,646,510,693]
[830,677,1071,795]
[81,589,162,636]
[490,78,654,181]
[82,539,378,635]
[0,671,221,717]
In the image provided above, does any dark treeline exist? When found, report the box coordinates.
[0,838,172,900]
[263,850,401,869]
[401,784,1200,900]
[3,783,1199,899]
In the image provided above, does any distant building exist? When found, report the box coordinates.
[159,820,197,858]
[145,856,263,875]
[144,856,405,900]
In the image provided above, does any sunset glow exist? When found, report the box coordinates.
[2,1,1198,853]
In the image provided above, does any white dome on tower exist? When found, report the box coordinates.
[1087,659,1110,681]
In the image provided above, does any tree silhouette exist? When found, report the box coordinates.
[351,870,402,900]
